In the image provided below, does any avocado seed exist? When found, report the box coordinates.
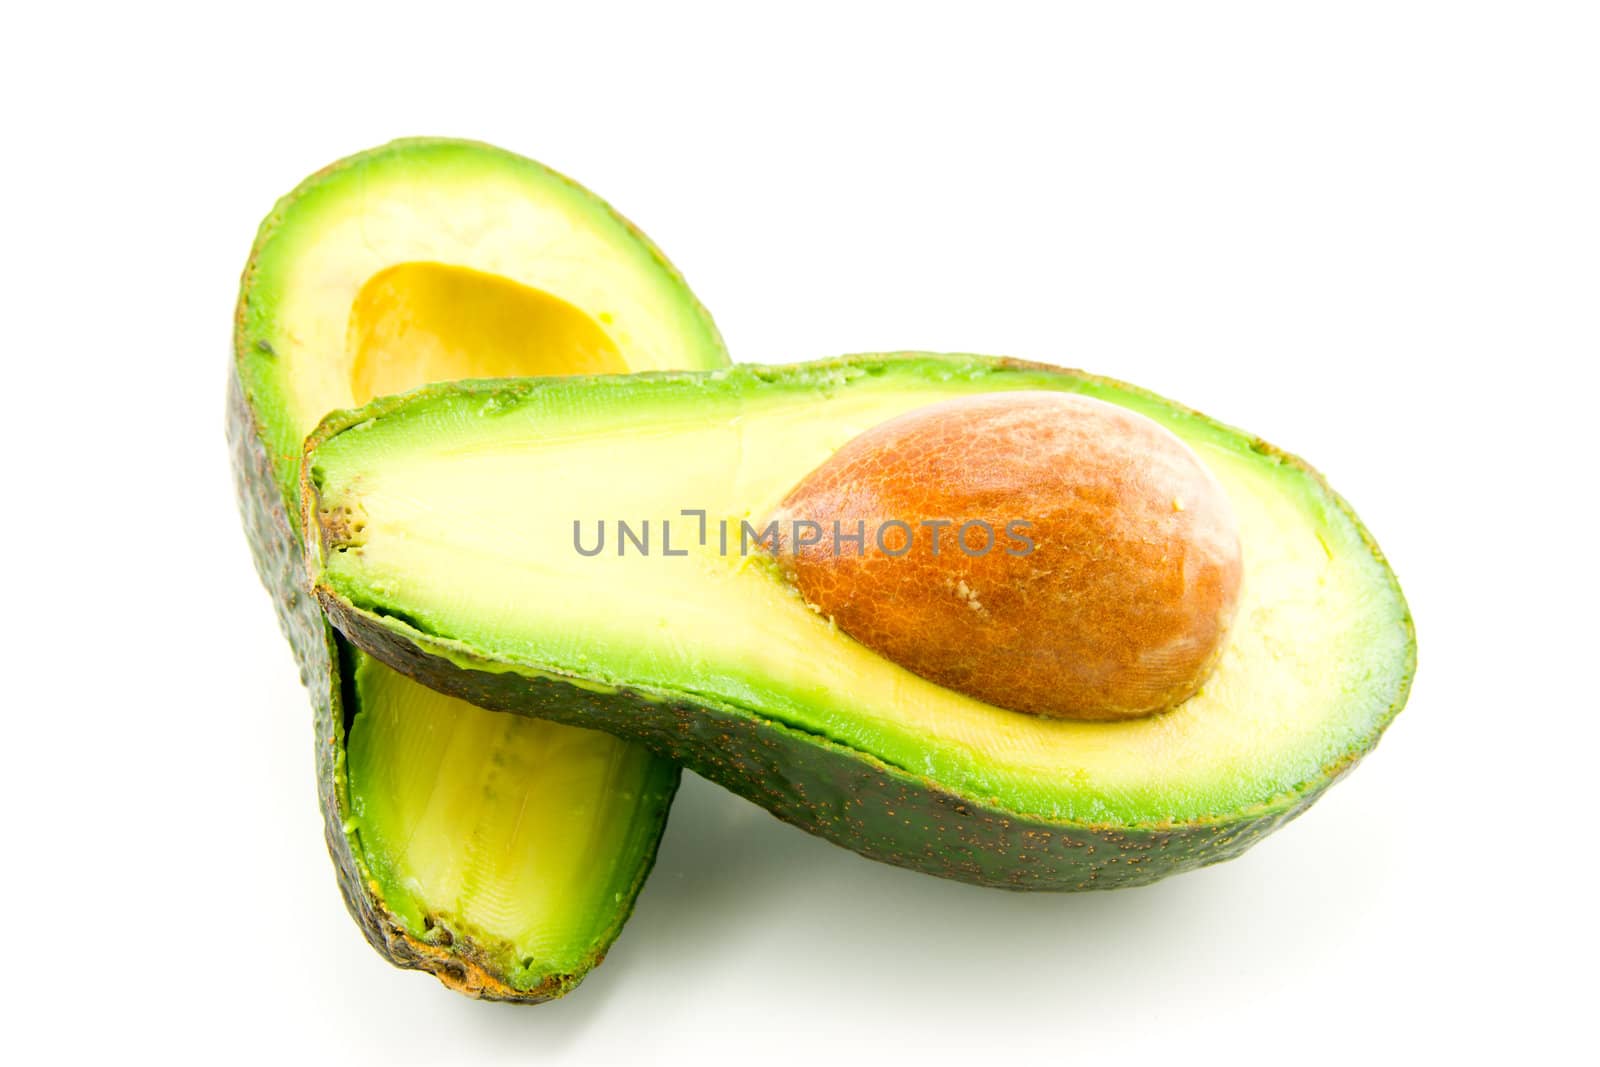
[770,392,1242,720]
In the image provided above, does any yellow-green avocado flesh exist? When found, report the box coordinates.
[228,138,725,997]
[306,355,1414,889]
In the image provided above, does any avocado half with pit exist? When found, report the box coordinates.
[303,355,1415,890]
[228,138,726,998]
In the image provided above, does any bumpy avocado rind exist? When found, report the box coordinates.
[231,374,585,998]
[303,355,1416,891]
[229,139,725,998]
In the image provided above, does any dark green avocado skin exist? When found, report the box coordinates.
[319,592,1348,890]
[228,368,677,999]
[227,369,398,968]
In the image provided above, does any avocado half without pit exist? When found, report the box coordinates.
[303,355,1415,890]
[228,138,726,999]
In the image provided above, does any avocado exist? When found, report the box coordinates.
[228,138,726,998]
[302,355,1415,890]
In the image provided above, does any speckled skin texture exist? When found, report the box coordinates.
[316,591,1334,891]
[229,369,669,999]
[772,392,1242,720]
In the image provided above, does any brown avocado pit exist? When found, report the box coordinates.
[769,391,1243,721]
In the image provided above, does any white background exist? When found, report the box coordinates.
[7,3,1596,1062]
